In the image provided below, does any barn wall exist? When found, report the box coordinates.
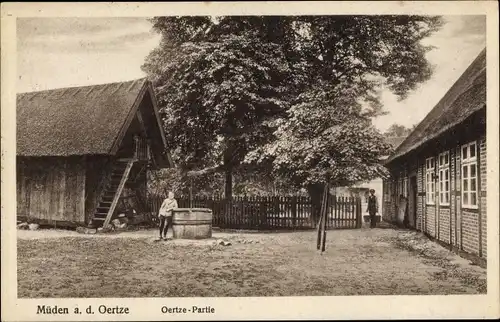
[17,156,86,224]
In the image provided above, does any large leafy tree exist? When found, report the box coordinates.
[244,15,444,221]
[142,16,294,199]
[143,15,444,214]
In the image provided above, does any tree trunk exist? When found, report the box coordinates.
[224,167,233,200]
[307,183,325,227]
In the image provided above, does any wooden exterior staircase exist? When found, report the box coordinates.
[92,159,135,227]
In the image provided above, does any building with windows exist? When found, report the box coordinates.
[382,48,486,260]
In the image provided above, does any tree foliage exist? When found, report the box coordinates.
[245,15,443,188]
[142,17,295,197]
[142,15,444,201]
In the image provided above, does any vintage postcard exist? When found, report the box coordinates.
[1,1,499,321]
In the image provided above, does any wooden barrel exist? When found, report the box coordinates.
[172,208,213,239]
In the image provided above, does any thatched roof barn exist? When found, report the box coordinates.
[382,48,487,260]
[17,78,173,227]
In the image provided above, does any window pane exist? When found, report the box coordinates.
[462,146,468,159]
[445,193,449,204]
[445,170,449,180]
[431,158,434,168]
[440,181,443,191]
[463,179,468,192]
[445,181,449,192]
[463,192,468,205]
[440,155,444,166]
[463,166,468,178]
[445,153,449,164]
[471,164,476,177]
[470,144,476,158]
[471,192,477,206]
[471,178,476,191]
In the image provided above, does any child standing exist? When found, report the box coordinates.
[158,191,178,240]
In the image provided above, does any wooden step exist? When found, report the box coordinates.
[92,217,105,221]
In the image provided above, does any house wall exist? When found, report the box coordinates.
[17,156,86,225]
[382,131,487,259]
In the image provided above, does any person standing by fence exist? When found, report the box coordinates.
[366,189,379,228]
[157,191,178,241]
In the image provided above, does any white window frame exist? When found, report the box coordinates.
[461,141,478,209]
[425,157,435,205]
[438,151,450,206]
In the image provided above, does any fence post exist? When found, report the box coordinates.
[291,196,297,228]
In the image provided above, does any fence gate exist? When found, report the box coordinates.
[147,195,362,230]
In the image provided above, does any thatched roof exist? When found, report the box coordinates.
[386,48,486,164]
[17,78,169,159]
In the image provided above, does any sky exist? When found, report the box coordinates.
[17,15,486,132]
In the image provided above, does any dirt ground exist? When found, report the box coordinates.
[17,226,486,297]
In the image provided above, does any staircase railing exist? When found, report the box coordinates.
[102,160,135,228]
[89,160,112,225]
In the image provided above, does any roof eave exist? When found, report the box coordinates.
[385,102,486,166]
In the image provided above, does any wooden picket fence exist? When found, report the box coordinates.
[147,194,362,230]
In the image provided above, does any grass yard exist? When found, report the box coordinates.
[17,227,486,297]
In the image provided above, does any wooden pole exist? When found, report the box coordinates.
[317,182,329,251]
[316,184,327,250]
[321,182,330,252]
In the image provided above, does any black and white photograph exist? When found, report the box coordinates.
[1,1,499,321]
